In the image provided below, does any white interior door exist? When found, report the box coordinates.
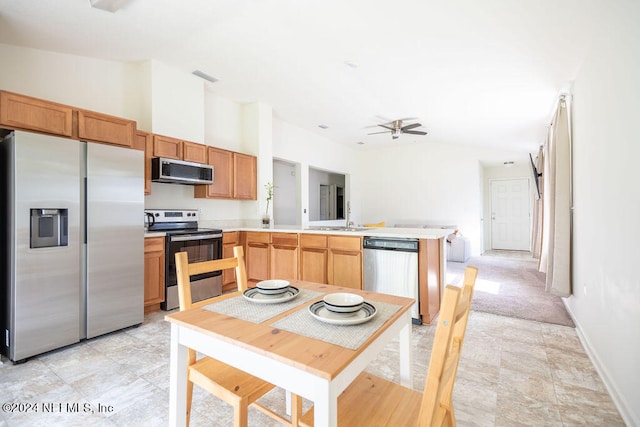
[491,178,531,250]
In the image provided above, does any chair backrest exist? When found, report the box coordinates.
[175,245,248,311]
[418,266,478,427]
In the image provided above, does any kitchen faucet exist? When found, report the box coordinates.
[346,201,354,229]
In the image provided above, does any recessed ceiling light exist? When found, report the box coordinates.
[357,141,364,145]
[318,124,329,129]
[192,70,219,83]
[344,61,359,69]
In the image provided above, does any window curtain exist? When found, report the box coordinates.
[538,96,572,297]
[531,145,544,259]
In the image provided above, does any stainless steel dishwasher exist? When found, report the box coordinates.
[363,236,420,323]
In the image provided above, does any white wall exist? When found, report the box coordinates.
[272,118,360,227]
[568,4,640,425]
[357,142,524,256]
[148,60,205,143]
[0,43,142,121]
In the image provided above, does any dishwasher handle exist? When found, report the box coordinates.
[363,237,419,252]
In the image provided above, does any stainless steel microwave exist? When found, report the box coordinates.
[151,157,213,185]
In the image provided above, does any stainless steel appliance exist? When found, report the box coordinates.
[151,157,213,185]
[145,209,223,310]
[363,236,420,323]
[1,130,144,363]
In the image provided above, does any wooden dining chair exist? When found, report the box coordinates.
[176,245,294,427]
[299,265,479,427]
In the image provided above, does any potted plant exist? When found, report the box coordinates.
[262,182,276,228]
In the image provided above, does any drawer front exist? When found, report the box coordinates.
[144,236,165,253]
[300,234,327,248]
[328,235,362,251]
[223,231,239,245]
[271,233,298,246]
[246,231,270,244]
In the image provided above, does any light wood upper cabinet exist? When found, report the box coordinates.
[153,134,183,160]
[327,235,363,290]
[77,109,135,147]
[152,134,207,163]
[182,140,207,163]
[144,237,165,313]
[234,152,257,200]
[194,149,256,200]
[135,131,152,195]
[0,91,73,137]
[194,147,233,199]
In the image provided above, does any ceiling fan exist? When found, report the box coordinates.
[368,118,427,140]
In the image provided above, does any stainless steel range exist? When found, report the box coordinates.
[145,209,223,310]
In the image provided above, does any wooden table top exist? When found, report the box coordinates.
[165,280,415,380]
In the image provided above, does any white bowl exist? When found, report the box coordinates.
[323,293,364,313]
[256,279,290,294]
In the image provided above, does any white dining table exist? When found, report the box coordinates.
[166,280,415,427]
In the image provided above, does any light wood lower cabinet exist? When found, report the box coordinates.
[327,235,363,290]
[270,233,299,281]
[300,234,328,284]
[245,232,270,286]
[144,237,165,313]
[244,231,299,286]
[222,231,240,292]
[419,238,442,324]
[243,232,362,289]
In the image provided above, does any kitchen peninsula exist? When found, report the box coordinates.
[147,226,450,325]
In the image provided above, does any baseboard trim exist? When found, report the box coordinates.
[562,298,638,427]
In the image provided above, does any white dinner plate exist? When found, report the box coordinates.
[308,301,377,325]
[243,286,299,304]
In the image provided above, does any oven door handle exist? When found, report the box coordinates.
[170,233,223,242]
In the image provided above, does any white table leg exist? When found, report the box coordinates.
[169,324,188,427]
[314,383,338,427]
[398,311,413,388]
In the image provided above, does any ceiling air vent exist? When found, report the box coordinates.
[192,70,219,84]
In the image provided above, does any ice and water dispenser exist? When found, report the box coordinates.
[30,208,68,248]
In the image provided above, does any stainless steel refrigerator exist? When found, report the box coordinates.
[1,130,144,362]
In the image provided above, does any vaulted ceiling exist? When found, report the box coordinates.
[0,0,610,153]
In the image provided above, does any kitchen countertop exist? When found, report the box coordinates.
[145,226,451,239]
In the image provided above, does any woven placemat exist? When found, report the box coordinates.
[270,300,402,350]
[202,288,324,324]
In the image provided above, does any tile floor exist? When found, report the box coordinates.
[0,309,625,426]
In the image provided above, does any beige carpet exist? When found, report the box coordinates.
[446,250,575,327]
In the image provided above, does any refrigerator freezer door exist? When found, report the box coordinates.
[8,131,81,361]
[85,142,144,339]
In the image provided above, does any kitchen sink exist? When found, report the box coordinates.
[306,226,372,232]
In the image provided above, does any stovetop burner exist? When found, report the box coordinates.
[145,209,221,234]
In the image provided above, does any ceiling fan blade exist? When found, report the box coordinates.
[401,123,422,131]
[378,124,395,130]
[403,130,428,135]
[367,130,391,135]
